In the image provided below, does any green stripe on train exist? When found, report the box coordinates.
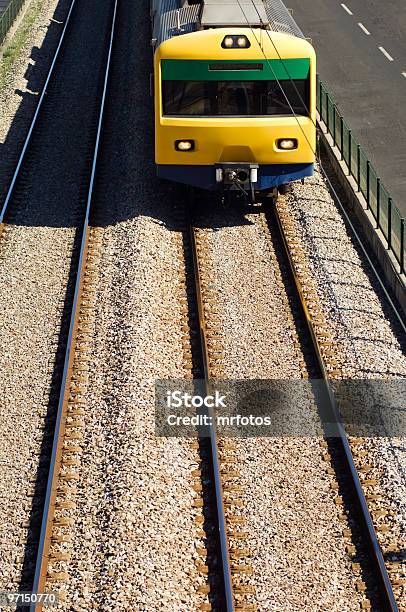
[161,59,310,81]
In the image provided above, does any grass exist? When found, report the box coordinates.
[0,0,43,89]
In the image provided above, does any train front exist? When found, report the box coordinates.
[154,27,316,200]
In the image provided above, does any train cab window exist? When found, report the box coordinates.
[216,82,253,115]
[163,79,309,117]
[163,81,209,115]
[264,80,309,115]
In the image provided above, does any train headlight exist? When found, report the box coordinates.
[277,138,298,150]
[221,35,250,49]
[175,140,195,151]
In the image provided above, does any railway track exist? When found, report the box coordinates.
[270,200,400,611]
[182,193,401,611]
[272,196,404,610]
[188,215,234,611]
[27,1,118,607]
[0,0,117,601]
[177,206,256,612]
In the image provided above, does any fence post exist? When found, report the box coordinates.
[357,145,361,191]
[366,161,370,209]
[376,178,381,229]
[387,198,392,250]
[348,130,351,176]
[319,81,323,123]
[340,116,344,160]
[401,219,405,274]
[1,0,22,46]
[326,94,330,133]
[333,105,336,146]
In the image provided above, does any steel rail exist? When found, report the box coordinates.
[188,218,235,612]
[0,0,77,230]
[29,0,118,608]
[271,204,399,612]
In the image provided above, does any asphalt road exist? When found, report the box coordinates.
[287,0,406,217]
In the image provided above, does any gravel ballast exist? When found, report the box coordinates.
[285,168,406,379]
[0,226,74,591]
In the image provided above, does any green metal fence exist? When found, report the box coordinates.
[0,0,26,46]
[317,76,405,275]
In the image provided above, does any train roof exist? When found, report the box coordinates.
[151,0,305,49]
[155,27,315,61]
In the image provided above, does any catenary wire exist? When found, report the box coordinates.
[233,0,406,332]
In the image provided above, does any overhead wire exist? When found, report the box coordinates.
[235,0,318,156]
[249,1,315,124]
[234,0,406,331]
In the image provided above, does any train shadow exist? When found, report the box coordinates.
[0,0,254,232]
[0,0,71,212]
[383,549,406,562]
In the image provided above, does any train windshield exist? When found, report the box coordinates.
[162,79,310,117]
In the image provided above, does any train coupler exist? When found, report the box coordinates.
[215,162,259,206]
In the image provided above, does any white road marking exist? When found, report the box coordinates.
[341,3,353,15]
[358,22,370,35]
[379,46,394,61]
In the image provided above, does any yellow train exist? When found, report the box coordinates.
[151,1,316,202]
